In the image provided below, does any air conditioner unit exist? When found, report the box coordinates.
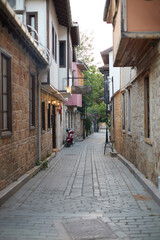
[8,0,25,11]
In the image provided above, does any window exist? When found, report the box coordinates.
[52,26,55,57]
[42,101,45,131]
[128,89,131,132]
[48,103,50,129]
[144,75,150,139]
[52,25,57,62]
[0,50,12,135]
[26,12,38,40]
[29,73,35,127]
[55,33,57,62]
[59,41,66,68]
[122,93,125,130]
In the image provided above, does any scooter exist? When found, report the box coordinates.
[65,128,74,147]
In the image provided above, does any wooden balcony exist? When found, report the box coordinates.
[104,0,160,67]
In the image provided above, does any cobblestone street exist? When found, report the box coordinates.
[0,132,160,240]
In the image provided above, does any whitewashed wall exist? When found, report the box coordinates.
[109,50,120,99]
[59,25,68,91]
[25,0,47,48]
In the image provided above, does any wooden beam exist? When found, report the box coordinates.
[122,32,160,39]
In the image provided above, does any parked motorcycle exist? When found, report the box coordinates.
[65,128,74,147]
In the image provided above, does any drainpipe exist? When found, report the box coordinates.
[63,27,70,140]
[158,176,160,193]
[37,72,41,162]
[63,103,66,142]
[67,27,69,91]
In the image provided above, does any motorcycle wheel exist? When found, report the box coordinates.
[66,141,71,147]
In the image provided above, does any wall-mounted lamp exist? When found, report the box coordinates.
[67,86,70,93]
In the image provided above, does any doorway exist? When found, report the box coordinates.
[52,105,56,148]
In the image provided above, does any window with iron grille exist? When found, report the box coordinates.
[144,75,150,139]
[29,73,35,127]
[0,50,12,136]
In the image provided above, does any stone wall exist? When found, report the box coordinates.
[112,42,160,186]
[0,23,39,190]
[111,91,123,153]
[41,91,53,160]
[41,91,64,158]
[74,112,83,139]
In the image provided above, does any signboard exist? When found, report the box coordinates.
[71,86,92,94]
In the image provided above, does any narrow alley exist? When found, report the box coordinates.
[0,132,160,240]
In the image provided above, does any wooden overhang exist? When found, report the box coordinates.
[103,1,160,67]
[114,34,159,67]
[103,0,111,22]
[52,0,72,27]
[0,0,48,66]
[99,47,111,75]
[77,60,88,72]
[52,0,80,46]
[41,84,67,102]
[71,22,80,46]
[100,47,113,65]
[99,64,109,76]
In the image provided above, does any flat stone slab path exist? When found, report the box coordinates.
[0,132,160,239]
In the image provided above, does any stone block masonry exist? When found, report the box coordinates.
[111,42,160,186]
[0,22,39,190]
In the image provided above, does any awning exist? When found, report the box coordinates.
[41,84,67,102]
[59,91,72,98]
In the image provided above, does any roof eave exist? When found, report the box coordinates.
[71,23,80,46]
[77,60,88,71]
[52,0,72,27]
[103,0,110,22]
[0,0,48,65]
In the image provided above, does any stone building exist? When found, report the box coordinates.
[0,0,81,191]
[0,0,48,190]
[103,0,160,185]
[12,0,80,152]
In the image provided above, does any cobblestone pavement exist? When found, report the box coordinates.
[0,132,160,240]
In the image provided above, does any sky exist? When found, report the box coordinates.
[70,0,113,66]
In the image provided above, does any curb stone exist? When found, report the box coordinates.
[117,153,160,207]
[0,152,56,206]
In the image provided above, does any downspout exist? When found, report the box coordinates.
[67,27,70,90]
[63,27,70,141]
[37,72,41,162]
